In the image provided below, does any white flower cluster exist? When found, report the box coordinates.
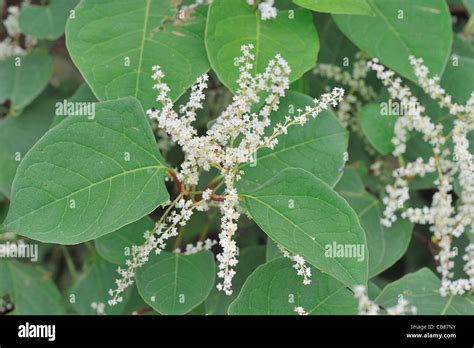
[182,0,277,21]
[175,238,217,255]
[108,44,344,303]
[385,297,417,315]
[313,54,376,129]
[294,306,309,316]
[108,198,196,305]
[368,57,474,296]
[247,0,277,20]
[0,298,13,314]
[91,302,106,315]
[0,6,37,61]
[278,244,312,285]
[145,44,344,296]
[354,285,417,315]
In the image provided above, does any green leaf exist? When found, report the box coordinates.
[464,0,474,14]
[265,238,282,261]
[228,258,357,315]
[205,245,265,315]
[69,254,132,314]
[335,168,412,277]
[66,0,209,110]
[50,83,98,128]
[4,97,169,244]
[0,50,52,113]
[205,0,319,92]
[238,91,348,192]
[242,168,368,289]
[95,216,154,265]
[0,260,65,314]
[136,251,215,315]
[376,268,474,314]
[333,0,452,83]
[0,200,8,225]
[441,34,474,104]
[368,281,382,298]
[358,103,397,156]
[0,87,64,197]
[293,0,375,16]
[312,13,358,65]
[19,0,79,40]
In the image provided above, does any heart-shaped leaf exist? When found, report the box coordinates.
[4,97,169,244]
[228,258,357,315]
[333,0,452,82]
[66,0,210,109]
[19,0,79,40]
[136,251,215,315]
[206,0,319,92]
[0,50,52,113]
[242,168,368,289]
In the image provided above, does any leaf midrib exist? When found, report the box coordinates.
[243,193,359,286]
[7,164,165,225]
[134,0,151,98]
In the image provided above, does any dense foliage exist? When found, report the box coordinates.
[0,0,473,316]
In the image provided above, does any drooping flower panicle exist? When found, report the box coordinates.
[368,57,474,297]
[109,44,345,304]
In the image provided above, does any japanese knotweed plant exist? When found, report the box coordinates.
[368,57,474,297]
[1,0,473,317]
[107,44,346,302]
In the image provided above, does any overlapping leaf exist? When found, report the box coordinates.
[19,0,79,40]
[4,97,169,244]
[0,260,65,314]
[136,251,215,315]
[228,258,357,315]
[0,50,52,113]
[333,0,452,82]
[206,0,319,92]
[0,87,64,197]
[95,216,154,265]
[69,254,132,314]
[242,168,368,289]
[294,0,374,15]
[335,168,412,277]
[66,0,209,109]
[376,268,474,314]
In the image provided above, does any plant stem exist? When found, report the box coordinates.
[397,155,405,167]
[174,227,184,249]
[61,245,78,282]
[463,15,474,38]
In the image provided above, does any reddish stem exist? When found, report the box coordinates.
[132,306,153,315]
[167,169,182,193]
[210,194,225,202]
